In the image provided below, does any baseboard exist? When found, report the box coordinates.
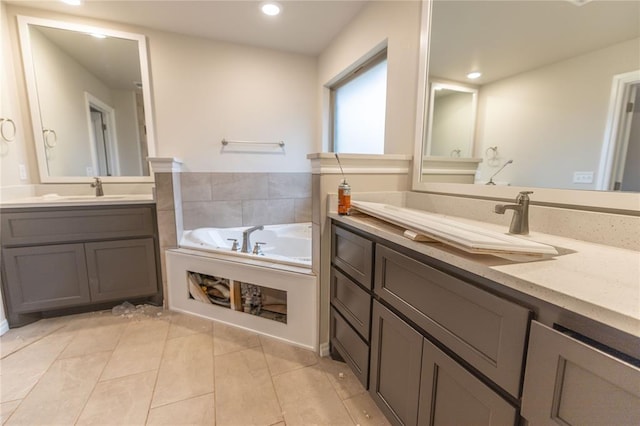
[0,319,9,336]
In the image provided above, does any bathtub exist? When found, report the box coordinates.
[180,222,312,268]
[167,222,317,351]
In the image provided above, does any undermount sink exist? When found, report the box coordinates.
[52,195,128,201]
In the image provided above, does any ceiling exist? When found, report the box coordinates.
[7,0,369,56]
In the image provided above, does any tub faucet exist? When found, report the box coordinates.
[91,177,104,197]
[241,225,264,253]
[494,191,533,235]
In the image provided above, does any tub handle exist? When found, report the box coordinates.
[227,238,239,251]
[253,242,266,256]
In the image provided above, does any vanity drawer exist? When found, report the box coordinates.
[331,266,371,341]
[375,244,530,398]
[1,207,155,246]
[330,307,369,388]
[332,224,373,289]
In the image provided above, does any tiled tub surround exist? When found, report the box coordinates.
[181,173,312,229]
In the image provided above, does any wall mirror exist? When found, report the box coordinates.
[425,81,477,158]
[413,0,640,210]
[18,16,156,183]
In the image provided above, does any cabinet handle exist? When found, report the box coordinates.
[0,118,16,142]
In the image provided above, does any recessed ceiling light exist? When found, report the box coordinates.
[61,0,82,5]
[90,33,107,39]
[466,71,482,80]
[261,2,281,16]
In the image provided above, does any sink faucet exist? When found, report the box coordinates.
[241,225,264,253]
[91,177,104,197]
[494,191,533,235]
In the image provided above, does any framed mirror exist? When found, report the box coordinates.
[413,0,640,211]
[18,16,156,183]
[425,81,477,159]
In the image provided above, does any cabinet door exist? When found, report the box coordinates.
[522,321,640,425]
[370,301,423,426]
[418,337,517,426]
[85,238,158,302]
[2,244,90,312]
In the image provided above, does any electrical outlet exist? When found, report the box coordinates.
[573,171,594,184]
[86,166,94,176]
[18,164,28,180]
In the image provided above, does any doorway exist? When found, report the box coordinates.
[85,92,119,176]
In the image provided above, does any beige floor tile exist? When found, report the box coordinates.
[0,317,68,359]
[59,322,127,359]
[343,393,392,426]
[0,331,75,402]
[100,338,166,381]
[76,370,156,425]
[6,351,110,425]
[151,333,214,408]
[0,400,21,425]
[215,347,283,426]
[212,322,260,356]
[119,317,170,345]
[167,312,214,340]
[146,393,215,425]
[272,365,354,426]
[260,336,319,376]
[319,357,367,400]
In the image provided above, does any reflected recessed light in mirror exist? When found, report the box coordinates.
[61,0,81,5]
[466,71,482,80]
[89,33,107,39]
[261,2,281,16]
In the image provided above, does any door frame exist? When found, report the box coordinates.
[597,70,640,190]
[84,92,120,176]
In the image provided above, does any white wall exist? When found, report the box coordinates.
[112,89,142,175]
[317,0,421,155]
[148,30,317,172]
[474,37,640,190]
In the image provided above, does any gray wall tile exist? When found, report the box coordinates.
[157,209,177,247]
[295,197,312,223]
[154,173,174,211]
[183,201,243,229]
[180,173,212,202]
[242,199,295,226]
[211,173,269,201]
[268,173,311,199]
[312,174,320,225]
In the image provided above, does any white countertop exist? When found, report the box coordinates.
[329,211,640,338]
[0,194,155,209]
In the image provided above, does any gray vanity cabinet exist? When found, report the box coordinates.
[85,238,158,302]
[1,205,161,324]
[3,244,91,312]
[521,321,640,425]
[370,301,517,426]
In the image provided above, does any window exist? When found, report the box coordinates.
[330,50,387,154]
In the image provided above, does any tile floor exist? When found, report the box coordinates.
[0,307,390,425]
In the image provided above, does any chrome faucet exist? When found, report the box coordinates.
[241,225,264,253]
[494,191,533,235]
[91,177,104,197]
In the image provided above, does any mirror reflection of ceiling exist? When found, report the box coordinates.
[34,26,141,90]
[8,0,369,55]
[430,0,640,85]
